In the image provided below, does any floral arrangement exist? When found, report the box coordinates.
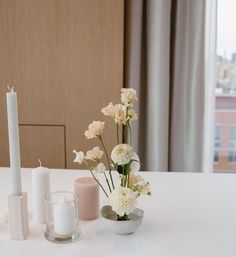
[73,88,151,221]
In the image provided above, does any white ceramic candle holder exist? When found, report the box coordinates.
[8,192,29,240]
[44,191,80,243]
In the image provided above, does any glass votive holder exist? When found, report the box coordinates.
[44,191,80,243]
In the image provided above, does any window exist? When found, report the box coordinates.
[214,0,236,172]
[228,126,236,163]
[214,126,221,163]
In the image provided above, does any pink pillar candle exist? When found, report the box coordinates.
[74,177,99,220]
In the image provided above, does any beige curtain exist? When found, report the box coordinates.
[125,0,216,172]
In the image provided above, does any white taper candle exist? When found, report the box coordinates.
[6,86,22,195]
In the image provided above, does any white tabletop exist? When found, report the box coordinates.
[0,168,236,257]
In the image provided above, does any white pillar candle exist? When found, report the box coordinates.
[6,86,22,195]
[53,196,75,235]
[32,160,50,223]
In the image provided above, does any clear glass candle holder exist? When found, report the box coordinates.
[44,191,80,243]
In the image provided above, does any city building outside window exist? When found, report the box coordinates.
[214,126,221,163]
[214,0,236,172]
[228,126,236,163]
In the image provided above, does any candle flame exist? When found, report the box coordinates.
[38,159,42,167]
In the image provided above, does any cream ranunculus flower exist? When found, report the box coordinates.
[109,187,137,216]
[139,181,151,195]
[111,144,134,165]
[73,150,85,164]
[129,175,151,196]
[93,162,106,173]
[102,103,127,125]
[113,104,127,125]
[86,146,104,162]
[121,88,138,106]
[129,175,144,186]
[101,102,116,117]
[127,109,138,121]
[84,121,105,139]
[129,153,140,172]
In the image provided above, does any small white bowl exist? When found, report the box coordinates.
[100,205,144,234]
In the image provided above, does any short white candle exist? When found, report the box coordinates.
[53,195,75,235]
[32,160,50,224]
[6,86,22,195]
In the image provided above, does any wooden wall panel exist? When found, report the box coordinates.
[0,0,124,168]
[19,125,66,169]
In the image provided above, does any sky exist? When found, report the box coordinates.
[217,0,236,59]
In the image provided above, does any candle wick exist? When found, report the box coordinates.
[38,159,42,167]
[7,85,14,92]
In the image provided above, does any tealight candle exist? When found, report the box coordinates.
[74,177,99,220]
[32,160,50,223]
[53,195,75,235]
[45,191,80,243]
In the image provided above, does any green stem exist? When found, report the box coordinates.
[109,171,115,190]
[124,174,127,187]
[99,136,111,170]
[125,106,129,144]
[99,136,115,189]
[116,123,119,144]
[122,125,125,143]
[128,122,132,146]
[89,169,108,197]
[104,172,112,193]
[122,165,125,186]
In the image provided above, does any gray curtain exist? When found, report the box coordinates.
[125,0,216,172]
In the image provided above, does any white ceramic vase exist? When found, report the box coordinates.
[100,205,144,235]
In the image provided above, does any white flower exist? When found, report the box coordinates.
[101,102,116,117]
[129,175,151,196]
[93,163,106,173]
[109,187,137,216]
[73,150,85,164]
[121,88,138,106]
[139,181,151,195]
[111,144,134,165]
[129,153,140,172]
[113,104,127,125]
[102,103,127,125]
[127,109,138,121]
[86,146,104,162]
[129,175,144,186]
[84,121,105,139]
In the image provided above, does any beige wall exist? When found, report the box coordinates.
[0,0,124,169]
